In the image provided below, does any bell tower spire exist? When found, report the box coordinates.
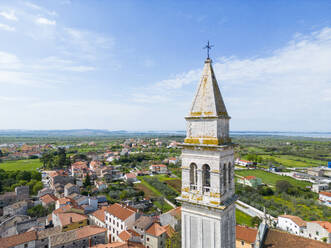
[177,47,236,248]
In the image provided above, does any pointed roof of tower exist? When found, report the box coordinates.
[188,58,229,118]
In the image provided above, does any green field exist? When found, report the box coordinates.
[235,169,311,188]
[259,154,324,168]
[0,159,42,171]
[236,209,253,227]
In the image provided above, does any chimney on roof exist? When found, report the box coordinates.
[70,217,73,223]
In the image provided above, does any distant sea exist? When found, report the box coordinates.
[230,131,331,138]
[0,129,330,138]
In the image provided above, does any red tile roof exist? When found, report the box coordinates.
[245,176,256,180]
[151,164,167,168]
[146,223,167,237]
[40,193,58,205]
[125,173,137,179]
[92,206,107,223]
[57,212,87,226]
[236,225,257,243]
[118,230,131,242]
[0,231,37,248]
[319,191,331,197]
[106,203,136,221]
[263,228,330,248]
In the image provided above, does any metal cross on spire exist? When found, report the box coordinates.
[204,40,214,59]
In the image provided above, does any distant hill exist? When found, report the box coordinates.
[0,129,186,137]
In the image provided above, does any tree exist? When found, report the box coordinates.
[27,204,50,218]
[83,173,91,187]
[276,180,292,193]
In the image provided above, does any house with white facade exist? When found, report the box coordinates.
[105,203,139,242]
[277,215,307,236]
[319,191,331,207]
[235,158,254,167]
[150,164,168,174]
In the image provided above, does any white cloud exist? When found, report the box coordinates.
[0,10,18,21]
[0,23,15,31]
[153,27,331,131]
[36,17,56,25]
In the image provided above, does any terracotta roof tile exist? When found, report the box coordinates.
[92,207,107,223]
[263,228,330,248]
[106,203,136,221]
[40,193,58,204]
[56,212,87,226]
[92,243,128,248]
[164,224,175,238]
[320,191,331,197]
[146,223,167,237]
[118,230,131,241]
[236,225,257,243]
[0,231,37,248]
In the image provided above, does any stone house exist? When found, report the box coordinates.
[160,207,181,230]
[305,221,331,243]
[64,183,80,197]
[40,193,58,207]
[3,201,30,216]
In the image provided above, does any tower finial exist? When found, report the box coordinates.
[204,41,214,59]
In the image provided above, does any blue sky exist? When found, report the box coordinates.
[0,0,331,131]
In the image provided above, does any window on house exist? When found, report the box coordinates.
[241,241,244,245]
[147,237,150,241]
[121,225,123,229]
[316,231,319,236]
[228,162,232,185]
[24,244,28,248]
[223,164,227,189]
[79,221,83,224]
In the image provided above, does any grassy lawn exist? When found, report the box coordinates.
[138,178,162,196]
[235,169,311,188]
[154,200,173,212]
[259,154,324,168]
[0,159,42,171]
[236,209,253,227]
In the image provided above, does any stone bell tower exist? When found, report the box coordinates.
[177,57,236,248]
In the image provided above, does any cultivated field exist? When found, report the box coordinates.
[235,169,312,188]
[0,159,42,171]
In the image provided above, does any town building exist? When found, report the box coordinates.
[319,191,331,207]
[177,57,236,247]
[305,221,331,243]
[235,225,257,248]
[277,215,307,235]
[64,183,80,197]
[145,222,168,248]
[150,164,168,174]
[124,173,137,183]
[235,159,254,167]
[312,183,329,193]
[104,203,139,242]
[237,176,263,188]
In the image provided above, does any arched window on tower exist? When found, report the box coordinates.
[189,163,197,190]
[228,162,232,188]
[202,164,210,193]
[223,163,227,192]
